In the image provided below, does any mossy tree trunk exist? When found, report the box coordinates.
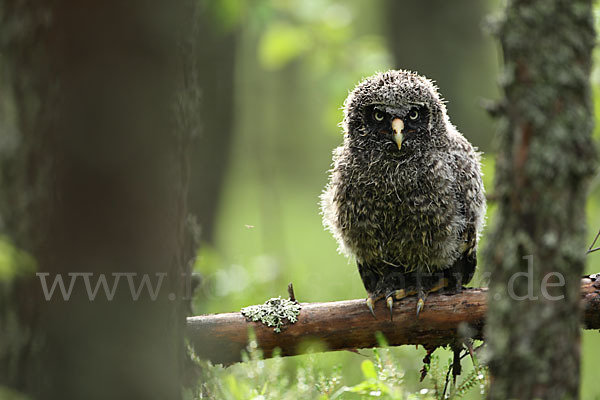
[0,0,198,398]
[485,1,596,399]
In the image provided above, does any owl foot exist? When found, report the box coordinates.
[385,277,450,319]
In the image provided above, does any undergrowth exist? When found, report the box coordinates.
[188,333,489,400]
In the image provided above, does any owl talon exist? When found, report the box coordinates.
[366,297,377,319]
[386,296,394,320]
[415,274,426,317]
[416,298,425,317]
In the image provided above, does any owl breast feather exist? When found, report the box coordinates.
[322,145,467,272]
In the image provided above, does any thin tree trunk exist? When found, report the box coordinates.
[485,1,596,399]
[0,1,195,398]
[384,0,496,151]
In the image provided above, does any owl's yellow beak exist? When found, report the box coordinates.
[392,118,404,150]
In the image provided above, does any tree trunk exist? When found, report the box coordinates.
[485,1,596,399]
[0,0,196,398]
[187,4,237,245]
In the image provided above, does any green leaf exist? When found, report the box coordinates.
[361,360,377,380]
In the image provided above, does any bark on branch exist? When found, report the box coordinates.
[187,275,600,365]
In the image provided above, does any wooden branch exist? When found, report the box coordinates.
[187,276,600,365]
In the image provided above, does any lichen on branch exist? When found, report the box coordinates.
[241,296,301,333]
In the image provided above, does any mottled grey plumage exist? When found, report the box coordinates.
[321,70,486,316]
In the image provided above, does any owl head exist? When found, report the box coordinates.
[342,70,449,153]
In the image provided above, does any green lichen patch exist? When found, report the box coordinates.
[241,296,301,333]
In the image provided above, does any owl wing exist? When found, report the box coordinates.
[449,132,486,286]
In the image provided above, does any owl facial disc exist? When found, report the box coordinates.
[392,118,404,149]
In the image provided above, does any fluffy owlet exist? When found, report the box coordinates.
[321,70,486,318]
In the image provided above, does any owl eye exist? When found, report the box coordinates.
[408,109,419,120]
[373,110,385,122]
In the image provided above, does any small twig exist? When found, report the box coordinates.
[587,229,600,254]
[464,339,475,365]
[442,362,452,399]
[442,342,481,398]
[587,247,600,255]
[452,346,462,383]
[287,282,297,303]
[420,346,438,382]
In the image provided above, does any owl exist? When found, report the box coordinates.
[321,70,486,318]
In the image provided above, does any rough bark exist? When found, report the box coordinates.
[188,276,600,365]
[0,0,195,398]
[484,1,596,399]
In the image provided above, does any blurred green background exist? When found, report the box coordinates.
[188,0,600,398]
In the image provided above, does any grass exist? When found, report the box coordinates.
[189,332,488,399]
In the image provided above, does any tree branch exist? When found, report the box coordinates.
[187,276,600,365]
